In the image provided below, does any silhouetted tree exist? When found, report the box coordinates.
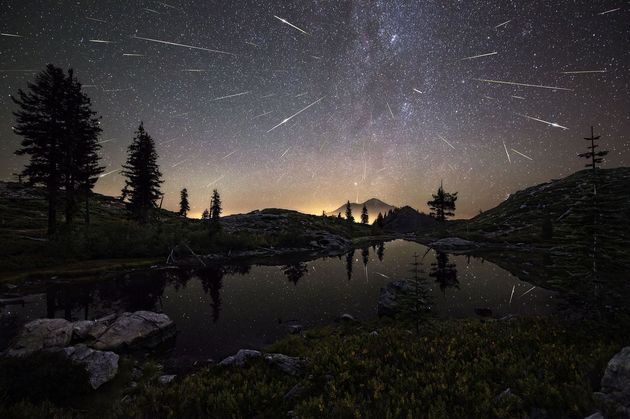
[361,247,369,267]
[121,123,163,222]
[360,204,369,224]
[209,189,222,233]
[345,200,354,223]
[397,253,432,333]
[198,265,224,323]
[12,64,103,233]
[337,213,342,219]
[201,208,209,220]
[376,242,385,261]
[375,212,384,228]
[427,181,457,222]
[179,188,190,217]
[579,126,608,173]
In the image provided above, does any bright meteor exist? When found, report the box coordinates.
[273,15,309,35]
[211,91,250,101]
[132,35,236,56]
[437,134,455,150]
[461,51,498,61]
[474,78,573,91]
[515,113,568,130]
[267,96,325,133]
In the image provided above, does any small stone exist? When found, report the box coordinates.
[369,330,379,337]
[264,353,307,376]
[219,349,262,367]
[158,374,176,385]
[288,325,303,334]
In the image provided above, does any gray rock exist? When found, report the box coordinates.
[158,374,176,385]
[92,311,176,351]
[60,345,119,389]
[594,347,630,416]
[264,353,307,376]
[584,412,604,419]
[72,320,96,340]
[340,314,356,322]
[288,324,303,334]
[378,280,414,317]
[5,318,73,357]
[428,237,477,250]
[219,349,262,366]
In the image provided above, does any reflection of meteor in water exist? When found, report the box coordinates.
[519,286,536,298]
[1,32,22,37]
[494,20,511,28]
[0,69,37,72]
[437,134,455,150]
[515,113,568,130]
[474,78,573,91]
[89,39,113,44]
[509,285,515,304]
[144,8,160,14]
[158,2,181,10]
[598,8,621,15]
[267,96,325,132]
[376,272,389,279]
[102,87,131,92]
[273,15,309,35]
[212,91,250,101]
[511,148,533,161]
[85,17,106,23]
[461,51,497,61]
[280,147,290,158]
[222,150,236,159]
[99,169,121,178]
[132,35,236,56]
[503,141,511,163]
[386,102,395,119]
[560,70,607,74]
[122,53,144,56]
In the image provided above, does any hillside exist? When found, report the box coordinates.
[326,198,395,223]
[381,205,437,233]
[0,182,379,276]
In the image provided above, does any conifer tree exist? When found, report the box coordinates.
[201,209,210,220]
[579,126,608,173]
[179,188,190,217]
[121,122,163,222]
[345,200,354,223]
[397,253,432,333]
[375,212,384,228]
[12,64,103,233]
[427,181,457,222]
[210,189,222,220]
[360,204,369,224]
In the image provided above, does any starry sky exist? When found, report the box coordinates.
[1,0,629,218]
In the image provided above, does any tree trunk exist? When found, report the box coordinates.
[47,185,57,236]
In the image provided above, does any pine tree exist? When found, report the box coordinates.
[210,189,222,220]
[345,200,354,223]
[201,209,210,220]
[579,126,608,173]
[396,253,432,333]
[375,212,384,228]
[360,204,369,224]
[427,181,457,222]
[179,188,190,217]
[12,64,103,233]
[121,123,163,222]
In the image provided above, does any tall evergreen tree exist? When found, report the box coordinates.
[121,123,163,222]
[579,126,608,173]
[345,200,354,223]
[179,188,190,217]
[375,212,384,228]
[360,204,369,224]
[12,64,103,234]
[210,189,222,220]
[427,181,457,222]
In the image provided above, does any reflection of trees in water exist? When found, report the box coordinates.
[429,251,459,294]
[361,247,369,267]
[345,250,354,281]
[376,242,385,262]
[197,265,225,323]
[282,263,308,286]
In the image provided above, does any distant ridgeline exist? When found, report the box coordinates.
[325,198,395,223]
[380,206,437,233]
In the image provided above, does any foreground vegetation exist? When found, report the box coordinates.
[1,317,624,418]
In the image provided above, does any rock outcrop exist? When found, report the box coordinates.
[428,237,477,251]
[91,311,176,351]
[57,345,119,389]
[594,347,630,417]
[378,280,415,317]
[5,318,73,357]
[220,349,307,376]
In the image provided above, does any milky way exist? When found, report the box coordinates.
[1,1,629,217]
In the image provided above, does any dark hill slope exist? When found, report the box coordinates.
[381,206,437,233]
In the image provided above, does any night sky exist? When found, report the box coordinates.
[1,1,629,218]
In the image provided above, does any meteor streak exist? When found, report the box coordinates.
[280,147,291,158]
[132,35,236,56]
[144,8,160,14]
[89,39,113,44]
[598,8,621,15]
[1,32,22,37]
[212,91,250,101]
[252,110,273,119]
[494,19,511,28]
[437,134,455,150]
[182,69,209,72]
[511,148,533,161]
[0,69,37,72]
[386,102,395,119]
[560,70,607,74]
[85,17,106,23]
[461,51,498,60]
[515,113,568,130]
[122,53,145,57]
[222,150,237,159]
[267,96,325,132]
[273,15,309,35]
[412,88,423,94]
[519,286,536,298]
[474,78,573,91]
[503,141,511,163]
[99,169,120,178]
[206,175,224,187]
